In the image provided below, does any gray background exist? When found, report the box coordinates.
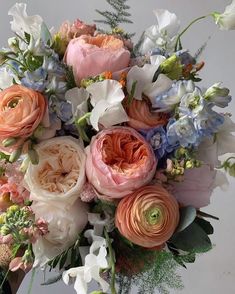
[0,0,235,293]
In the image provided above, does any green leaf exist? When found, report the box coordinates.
[195,217,214,235]
[59,251,68,270]
[41,274,62,286]
[170,222,212,253]
[176,206,197,233]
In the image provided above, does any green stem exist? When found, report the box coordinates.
[218,156,235,169]
[27,268,36,294]
[174,15,208,51]
[104,229,117,294]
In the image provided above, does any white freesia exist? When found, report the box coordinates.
[127,63,173,101]
[8,3,43,39]
[32,199,88,267]
[213,0,235,30]
[63,214,109,294]
[24,136,86,205]
[138,9,180,55]
[86,80,129,131]
[0,67,14,90]
[65,87,89,124]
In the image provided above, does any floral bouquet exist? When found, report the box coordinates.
[0,1,235,293]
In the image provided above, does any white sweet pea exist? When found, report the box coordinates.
[213,0,235,30]
[86,80,129,131]
[0,67,14,90]
[138,9,180,55]
[65,88,89,124]
[63,214,110,294]
[216,115,235,156]
[127,63,173,101]
[8,3,43,39]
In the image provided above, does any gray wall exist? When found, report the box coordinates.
[0,0,234,293]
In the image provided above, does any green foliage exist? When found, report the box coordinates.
[176,206,197,233]
[65,66,77,90]
[95,0,134,38]
[116,251,184,294]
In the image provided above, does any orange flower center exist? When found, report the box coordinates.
[101,133,148,173]
[85,34,124,50]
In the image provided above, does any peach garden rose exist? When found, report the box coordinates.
[64,34,130,84]
[0,85,46,149]
[115,185,180,248]
[24,136,86,205]
[85,127,157,199]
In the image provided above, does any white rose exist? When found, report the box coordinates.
[32,199,89,267]
[213,0,235,30]
[24,136,86,205]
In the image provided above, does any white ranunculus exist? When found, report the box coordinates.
[24,136,86,205]
[0,68,14,90]
[86,80,129,131]
[32,199,89,267]
[213,0,235,30]
[8,3,43,39]
[138,9,180,55]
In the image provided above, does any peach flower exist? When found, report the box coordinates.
[24,136,86,205]
[58,19,96,43]
[126,98,169,130]
[115,185,180,248]
[0,85,46,147]
[86,127,157,199]
[64,34,130,84]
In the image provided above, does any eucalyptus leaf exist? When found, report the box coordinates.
[170,222,212,253]
[176,206,197,233]
[195,217,214,235]
[41,274,62,286]
[59,251,69,270]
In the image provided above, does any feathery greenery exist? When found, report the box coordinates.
[95,0,134,38]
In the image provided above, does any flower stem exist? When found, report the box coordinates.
[174,15,208,51]
[104,229,117,294]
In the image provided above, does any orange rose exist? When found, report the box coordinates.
[0,85,46,145]
[115,185,179,248]
[126,98,169,130]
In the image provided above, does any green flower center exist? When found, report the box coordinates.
[145,207,162,225]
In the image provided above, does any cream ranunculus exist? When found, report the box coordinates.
[24,136,86,205]
[32,199,89,267]
[212,0,235,30]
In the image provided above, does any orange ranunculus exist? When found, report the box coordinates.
[85,127,157,199]
[64,34,130,84]
[115,185,180,248]
[0,85,46,144]
[126,98,169,130]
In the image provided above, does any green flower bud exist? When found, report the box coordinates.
[2,137,17,148]
[160,55,183,80]
[0,214,6,225]
[185,160,194,169]
[0,225,10,236]
[52,33,68,57]
[7,205,20,216]
[20,156,31,173]
[204,83,230,100]
[228,163,235,177]
[28,149,39,165]
[9,147,22,163]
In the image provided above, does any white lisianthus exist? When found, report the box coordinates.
[212,0,235,30]
[32,200,89,267]
[86,80,129,131]
[8,3,43,39]
[138,9,180,55]
[24,136,86,205]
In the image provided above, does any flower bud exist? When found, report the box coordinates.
[8,37,19,52]
[28,149,39,165]
[9,147,22,163]
[0,225,11,236]
[2,137,17,147]
[160,55,183,80]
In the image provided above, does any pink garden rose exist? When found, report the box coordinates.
[85,127,157,199]
[64,34,131,85]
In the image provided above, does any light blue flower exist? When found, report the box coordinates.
[194,105,225,137]
[152,80,195,110]
[179,88,205,117]
[167,117,199,147]
[43,55,65,77]
[49,95,72,122]
[21,67,47,91]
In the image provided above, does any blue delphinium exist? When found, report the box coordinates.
[167,117,199,147]
[21,67,48,91]
[152,80,195,110]
[141,126,177,159]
